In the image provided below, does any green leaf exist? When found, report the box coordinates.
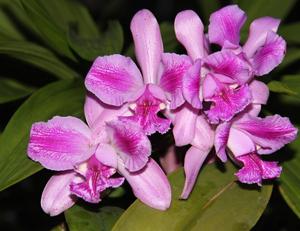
[279,22,300,45]
[277,49,300,71]
[68,21,123,61]
[0,77,35,103]
[65,205,124,231]
[160,22,179,52]
[268,80,298,96]
[279,137,300,218]
[197,0,221,24]
[0,40,78,79]
[113,163,272,231]
[0,79,85,191]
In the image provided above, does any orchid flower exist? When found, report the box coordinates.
[27,93,171,216]
[85,9,193,136]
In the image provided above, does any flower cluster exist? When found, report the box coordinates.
[27,5,297,215]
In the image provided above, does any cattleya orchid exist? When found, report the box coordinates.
[27,93,171,216]
[85,9,194,136]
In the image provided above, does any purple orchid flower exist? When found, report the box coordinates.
[85,9,193,136]
[27,93,171,216]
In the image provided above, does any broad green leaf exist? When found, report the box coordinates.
[68,21,123,61]
[279,137,300,218]
[160,22,179,52]
[268,80,298,96]
[113,163,272,231]
[279,22,300,44]
[0,79,85,191]
[65,205,124,231]
[20,0,76,60]
[0,77,35,103]
[0,40,78,79]
[197,0,221,24]
[277,49,300,71]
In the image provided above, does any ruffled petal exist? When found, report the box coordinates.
[175,10,206,60]
[106,120,151,172]
[243,17,280,57]
[41,171,78,216]
[234,114,298,154]
[85,54,143,106]
[180,146,210,199]
[130,9,163,84]
[182,59,202,109]
[251,32,286,76]
[159,53,193,109]
[214,122,231,162]
[249,80,269,105]
[235,153,282,185]
[28,116,94,171]
[208,5,246,46]
[118,158,171,210]
[204,50,252,84]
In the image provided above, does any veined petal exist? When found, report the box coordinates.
[180,146,210,199]
[118,158,171,210]
[130,9,163,84]
[235,153,282,185]
[234,114,298,154]
[175,10,205,60]
[172,103,198,146]
[249,80,269,105]
[159,53,193,109]
[204,50,252,84]
[215,122,231,162]
[85,54,143,106]
[106,120,151,172]
[243,17,280,57]
[182,59,202,109]
[251,32,286,76]
[208,5,246,46]
[41,171,78,216]
[28,116,94,171]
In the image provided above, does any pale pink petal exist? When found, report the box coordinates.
[227,127,256,157]
[84,93,104,128]
[214,122,231,162]
[243,17,280,57]
[85,54,143,106]
[251,32,286,76]
[106,120,151,172]
[236,153,282,185]
[159,53,193,109]
[159,146,181,174]
[95,143,118,168]
[175,10,205,60]
[118,158,171,210]
[41,172,77,216]
[180,146,210,199]
[202,74,218,99]
[204,50,252,84]
[208,5,246,46]
[28,116,94,171]
[182,59,202,109]
[130,9,163,84]
[234,114,298,154]
[249,80,269,105]
[205,84,252,124]
[172,103,198,146]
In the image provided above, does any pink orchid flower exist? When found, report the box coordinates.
[85,9,193,136]
[27,93,171,216]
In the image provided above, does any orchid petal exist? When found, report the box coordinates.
[41,172,78,216]
[106,120,151,172]
[214,122,231,162]
[85,54,143,106]
[118,158,171,210]
[28,116,94,171]
[249,80,269,105]
[243,17,280,57]
[234,114,298,154]
[191,115,214,151]
[159,53,193,109]
[252,32,286,76]
[182,59,202,109]
[175,10,205,60]
[159,146,181,174]
[95,143,118,168]
[208,5,246,46]
[130,9,163,84]
[180,146,210,199]
[172,103,198,146]
[84,93,104,128]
